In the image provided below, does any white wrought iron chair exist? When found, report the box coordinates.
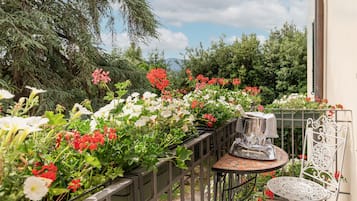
[267,115,348,201]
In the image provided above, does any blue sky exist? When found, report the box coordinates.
[101,0,308,59]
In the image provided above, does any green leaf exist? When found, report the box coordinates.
[49,188,69,196]
[104,91,115,101]
[45,111,67,126]
[85,154,102,169]
[175,146,192,170]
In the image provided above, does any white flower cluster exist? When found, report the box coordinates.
[272,93,306,105]
[90,91,195,133]
[184,88,247,115]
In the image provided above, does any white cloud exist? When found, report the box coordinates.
[257,35,267,44]
[141,28,189,51]
[152,0,308,30]
[100,28,189,57]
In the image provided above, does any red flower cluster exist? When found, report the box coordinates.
[68,179,81,192]
[57,128,117,152]
[203,113,217,127]
[161,90,173,101]
[32,162,58,183]
[244,86,261,96]
[104,126,117,140]
[185,69,241,90]
[191,100,204,109]
[146,68,170,91]
[92,68,111,85]
[232,78,241,86]
[217,78,228,86]
[208,78,217,85]
[186,69,193,81]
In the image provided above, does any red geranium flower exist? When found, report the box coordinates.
[265,189,274,199]
[334,171,341,180]
[232,78,241,86]
[68,179,81,192]
[32,162,58,183]
[146,68,170,91]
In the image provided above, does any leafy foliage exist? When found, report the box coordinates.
[0,0,158,113]
[179,23,307,105]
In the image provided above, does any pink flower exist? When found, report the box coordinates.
[257,105,264,112]
[92,68,111,85]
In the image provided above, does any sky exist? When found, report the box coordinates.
[101,0,308,59]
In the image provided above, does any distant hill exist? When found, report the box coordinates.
[166,58,183,72]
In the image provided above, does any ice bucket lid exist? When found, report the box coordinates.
[242,112,278,138]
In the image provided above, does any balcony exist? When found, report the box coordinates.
[84,109,352,201]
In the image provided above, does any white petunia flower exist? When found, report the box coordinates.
[73,103,92,115]
[147,105,160,112]
[150,115,157,122]
[25,116,49,132]
[0,116,29,131]
[135,116,150,127]
[143,91,157,99]
[122,104,143,118]
[23,176,49,201]
[160,110,172,118]
[93,99,119,118]
[0,89,14,99]
[25,86,46,95]
[203,94,210,100]
[131,92,140,98]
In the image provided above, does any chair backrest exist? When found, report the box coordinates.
[299,115,348,199]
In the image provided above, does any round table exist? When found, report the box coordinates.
[212,146,289,201]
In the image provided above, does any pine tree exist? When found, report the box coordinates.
[0,0,158,112]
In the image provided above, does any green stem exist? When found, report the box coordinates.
[53,146,70,163]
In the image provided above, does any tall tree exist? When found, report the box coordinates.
[0,0,158,112]
[179,23,307,105]
[263,23,307,101]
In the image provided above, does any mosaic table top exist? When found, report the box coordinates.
[212,146,289,174]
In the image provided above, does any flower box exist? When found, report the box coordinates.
[213,118,239,159]
[83,177,138,201]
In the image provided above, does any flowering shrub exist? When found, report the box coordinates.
[0,73,195,200]
[182,70,260,128]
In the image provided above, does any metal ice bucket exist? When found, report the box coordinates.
[242,117,267,145]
